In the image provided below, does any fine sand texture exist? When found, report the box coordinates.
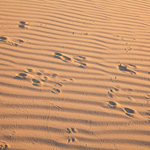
[0,0,150,150]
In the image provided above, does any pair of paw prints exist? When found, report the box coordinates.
[0,36,24,46]
[19,21,29,29]
[54,52,87,68]
[118,64,136,75]
[66,128,78,143]
[107,100,142,119]
[0,141,10,150]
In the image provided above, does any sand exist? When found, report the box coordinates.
[0,0,150,150]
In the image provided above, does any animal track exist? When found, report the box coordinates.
[124,44,132,52]
[67,138,77,143]
[15,68,72,94]
[16,69,52,87]
[15,72,33,81]
[54,52,72,62]
[0,36,7,41]
[41,76,49,82]
[73,56,87,68]
[107,101,121,108]
[118,64,136,75]
[0,36,19,46]
[54,52,87,68]
[106,100,142,119]
[19,21,29,29]
[18,39,24,43]
[31,78,43,87]
[66,128,78,134]
[66,128,78,144]
[51,88,61,94]
[108,87,119,98]
[123,107,140,118]
[0,141,10,150]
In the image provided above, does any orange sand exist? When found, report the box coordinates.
[0,0,150,150]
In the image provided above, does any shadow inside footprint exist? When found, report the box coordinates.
[32,79,43,87]
[36,72,42,76]
[55,82,63,87]
[24,68,35,73]
[19,21,29,25]
[0,36,7,41]
[63,55,71,61]
[15,73,28,79]
[54,52,62,59]
[18,39,24,43]
[19,25,28,29]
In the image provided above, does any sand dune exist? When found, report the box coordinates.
[0,0,150,149]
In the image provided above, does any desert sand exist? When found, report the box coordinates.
[0,0,150,150]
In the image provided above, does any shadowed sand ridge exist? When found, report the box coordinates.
[0,0,150,150]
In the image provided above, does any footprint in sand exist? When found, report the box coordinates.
[118,64,136,75]
[66,128,78,144]
[0,36,18,46]
[72,56,87,68]
[19,21,30,29]
[108,87,119,98]
[0,36,7,41]
[15,72,33,81]
[67,137,77,143]
[51,88,61,94]
[145,94,150,103]
[15,68,73,94]
[0,141,10,150]
[54,52,72,62]
[24,68,34,73]
[18,39,24,43]
[127,96,135,102]
[15,69,48,87]
[31,78,43,87]
[66,128,78,134]
[106,100,142,119]
[107,100,121,109]
[124,44,132,52]
[54,52,87,68]
[123,107,141,118]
